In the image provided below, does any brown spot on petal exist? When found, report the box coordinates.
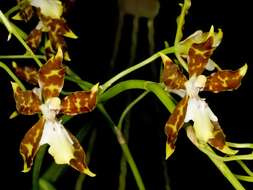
[26,29,42,52]
[68,132,95,176]
[208,121,225,150]
[61,86,98,116]
[161,54,187,89]
[11,82,41,115]
[38,49,65,100]
[188,37,214,77]
[205,65,247,93]
[164,96,189,153]
[13,63,39,85]
[20,118,45,172]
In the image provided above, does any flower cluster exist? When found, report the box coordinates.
[11,48,98,176]
[161,26,248,159]
[14,0,77,60]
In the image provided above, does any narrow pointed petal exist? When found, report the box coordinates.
[12,5,33,22]
[160,53,187,90]
[61,84,99,115]
[40,121,95,176]
[188,37,214,77]
[20,118,45,172]
[68,132,96,176]
[205,64,248,93]
[38,48,65,100]
[12,62,38,85]
[11,82,41,115]
[165,96,189,159]
[26,29,42,52]
[208,121,238,155]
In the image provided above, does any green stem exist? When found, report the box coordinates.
[97,104,146,190]
[0,55,46,60]
[0,61,25,90]
[236,160,253,176]
[0,11,42,67]
[234,175,253,182]
[118,91,149,130]
[4,5,20,18]
[227,142,253,149]
[101,47,175,93]
[32,145,48,190]
[100,80,174,113]
[202,146,246,190]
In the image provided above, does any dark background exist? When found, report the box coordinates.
[0,0,253,189]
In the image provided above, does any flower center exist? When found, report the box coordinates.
[40,97,61,121]
[185,75,206,98]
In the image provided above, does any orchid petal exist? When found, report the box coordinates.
[61,84,99,116]
[188,26,222,77]
[160,53,187,90]
[20,118,45,172]
[205,64,248,93]
[208,121,238,155]
[31,0,63,19]
[12,4,33,22]
[26,29,43,52]
[39,120,95,176]
[165,96,189,159]
[12,62,38,85]
[11,82,41,115]
[38,48,65,100]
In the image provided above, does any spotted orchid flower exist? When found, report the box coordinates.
[161,27,248,159]
[11,48,98,176]
[13,0,77,60]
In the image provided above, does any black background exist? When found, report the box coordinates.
[0,0,253,189]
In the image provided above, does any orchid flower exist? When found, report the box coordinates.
[160,27,248,159]
[11,48,98,176]
[13,0,77,60]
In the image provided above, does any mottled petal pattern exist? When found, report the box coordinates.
[26,29,42,52]
[68,131,96,176]
[205,64,248,93]
[188,37,214,77]
[165,96,189,159]
[12,62,38,85]
[13,1,33,22]
[208,121,238,155]
[20,118,45,172]
[11,82,41,115]
[61,84,98,116]
[38,48,65,100]
[160,53,187,90]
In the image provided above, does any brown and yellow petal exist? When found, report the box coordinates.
[61,84,99,116]
[160,53,187,90]
[12,62,38,85]
[26,29,43,52]
[20,117,45,172]
[11,82,41,115]
[188,36,214,77]
[208,121,238,155]
[12,2,33,22]
[68,132,96,176]
[204,64,248,93]
[165,95,189,159]
[38,48,65,100]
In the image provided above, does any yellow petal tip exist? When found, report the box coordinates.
[64,31,78,39]
[239,63,248,77]
[12,13,23,21]
[165,143,175,160]
[83,168,96,177]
